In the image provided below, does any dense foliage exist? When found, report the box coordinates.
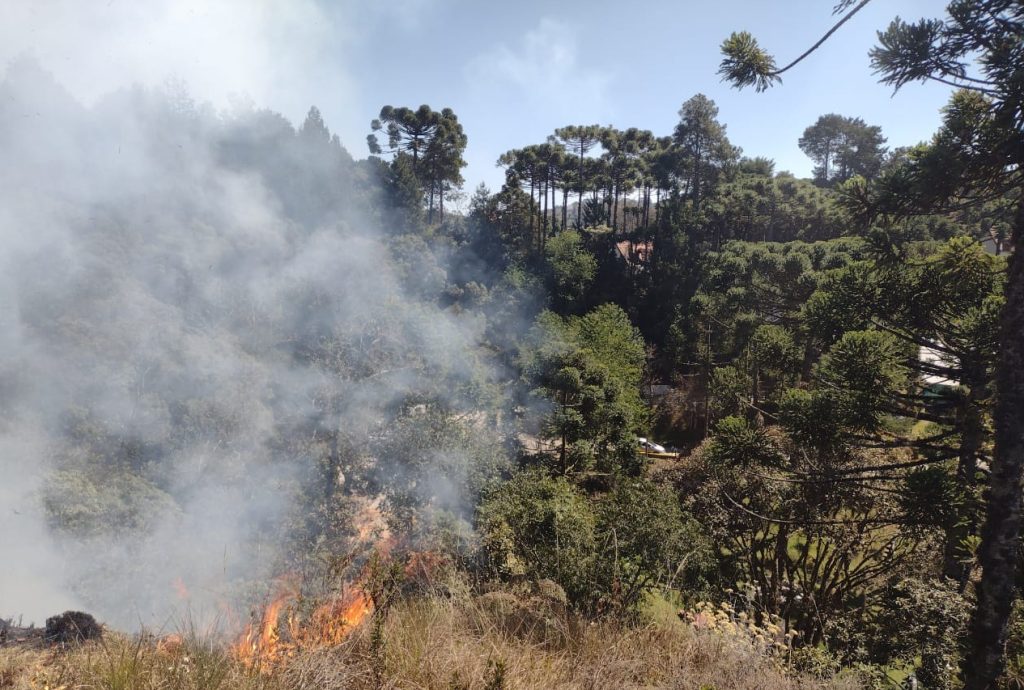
[5,3,1021,685]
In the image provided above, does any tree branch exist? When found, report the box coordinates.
[772,0,875,77]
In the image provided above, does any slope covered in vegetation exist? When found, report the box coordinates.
[2,3,1022,689]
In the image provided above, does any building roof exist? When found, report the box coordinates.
[614,240,653,267]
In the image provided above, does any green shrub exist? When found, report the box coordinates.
[477,470,711,612]
[476,469,596,603]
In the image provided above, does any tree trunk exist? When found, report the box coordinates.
[963,199,1024,690]
[771,525,791,621]
[749,364,760,424]
[428,178,435,224]
[577,146,585,229]
[550,168,557,235]
[562,186,569,233]
[943,368,986,588]
[692,158,702,213]
[529,176,537,252]
[541,175,548,246]
[612,181,619,231]
[643,184,650,229]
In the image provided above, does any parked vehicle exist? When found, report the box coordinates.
[637,437,679,459]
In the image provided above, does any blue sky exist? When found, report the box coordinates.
[4,0,955,204]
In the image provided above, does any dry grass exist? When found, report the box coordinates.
[0,592,864,690]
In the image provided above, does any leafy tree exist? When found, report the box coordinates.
[370,406,510,537]
[476,468,597,603]
[805,237,1004,585]
[672,94,740,212]
[737,156,775,177]
[476,470,711,612]
[798,114,886,185]
[543,229,597,313]
[537,140,568,236]
[592,479,712,611]
[853,578,971,689]
[422,109,468,222]
[497,142,570,252]
[705,173,848,244]
[814,330,911,432]
[694,239,865,417]
[688,415,917,647]
[299,105,331,145]
[746,324,800,418]
[600,127,654,231]
[521,305,647,476]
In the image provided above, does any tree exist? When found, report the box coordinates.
[704,173,847,244]
[422,108,467,223]
[368,105,467,224]
[592,479,711,611]
[805,237,1004,586]
[600,127,653,232]
[368,104,438,166]
[798,114,886,185]
[719,4,1023,686]
[672,95,740,212]
[476,468,597,602]
[737,156,775,177]
[371,406,510,536]
[688,414,917,648]
[554,125,604,228]
[498,145,544,252]
[543,229,597,313]
[521,305,647,476]
[476,471,711,612]
[299,106,330,145]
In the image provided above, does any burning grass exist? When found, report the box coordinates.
[0,589,865,690]
[232,579,375,671]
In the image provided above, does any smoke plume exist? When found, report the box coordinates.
[0,53,498,629]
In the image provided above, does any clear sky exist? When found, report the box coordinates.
[3,0,955,206]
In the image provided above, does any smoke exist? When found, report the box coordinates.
[0,53,501,629]
[0,0,351,124]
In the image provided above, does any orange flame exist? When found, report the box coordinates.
[232,581,378,670]
[171,577,190,601]
[232,499,396,671]
[233,588,296,669]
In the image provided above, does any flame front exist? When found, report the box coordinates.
[233,590,295,669]
[233,500,392,670]
[233,583,376,670]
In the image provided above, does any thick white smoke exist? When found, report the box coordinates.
[0,55,496,629]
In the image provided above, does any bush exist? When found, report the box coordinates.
[476,469,596,603]
[477,470,711,613]
[592,479,713,611]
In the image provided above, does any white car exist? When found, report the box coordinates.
[637,437,667,454]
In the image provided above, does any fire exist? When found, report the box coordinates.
[233,588,297,668]
[171,577,190,601]
[156,633,184,655]
[233,502,394,671]
[232,577,380,670]
[228,539,452,673]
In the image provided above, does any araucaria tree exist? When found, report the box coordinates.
[554,124,603,229]
[368,104,467,224]
[719,3,1024,686]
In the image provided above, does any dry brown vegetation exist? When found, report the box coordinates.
[0,591,865,690]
